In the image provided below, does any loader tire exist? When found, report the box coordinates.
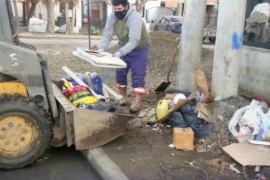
[0,96,51,169]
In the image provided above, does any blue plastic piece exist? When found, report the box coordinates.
[90,72,103,95]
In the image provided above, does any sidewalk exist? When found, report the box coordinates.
[19,31,102,40]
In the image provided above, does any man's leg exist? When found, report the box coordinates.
[115,55,130,106]
[128,45,149,112]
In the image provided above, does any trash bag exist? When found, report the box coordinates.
[170,99,213,138]
[170,112,187,128]
[179,99,199,126]
[77,101,118,112]
[190,121,213,138]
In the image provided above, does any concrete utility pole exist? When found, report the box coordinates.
[176,0,207,92]
[211,0,247,99]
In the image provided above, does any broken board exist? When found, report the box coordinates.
[73,48,126,68]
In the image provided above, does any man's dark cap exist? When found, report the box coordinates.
[112,0,128,6]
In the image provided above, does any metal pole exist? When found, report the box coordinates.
[176,0,207,92]
[211,0,247,99]
[87,0,91,49]
[23,2,26,25]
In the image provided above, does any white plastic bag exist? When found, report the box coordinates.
[248,3,270,24]
[258,109,270,140]
[239,106,261,135]
[228,100,260,142]
[28,17,47,33]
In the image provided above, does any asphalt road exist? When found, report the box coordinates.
[0,146,102,180]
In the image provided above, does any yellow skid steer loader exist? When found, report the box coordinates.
[0,0,138,169]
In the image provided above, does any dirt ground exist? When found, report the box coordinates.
[46,32,270,180]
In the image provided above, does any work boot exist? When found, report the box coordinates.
[118,87,127,106]
[129,93,143,113]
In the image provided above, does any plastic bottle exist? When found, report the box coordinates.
[92,73,103,95]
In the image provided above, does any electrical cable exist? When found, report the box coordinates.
[159,159,209,180]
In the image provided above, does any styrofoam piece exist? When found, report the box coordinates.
[62,66,104,100]
[248,140,270,146]
[173,93,186,104]
[73,48,127,69]
[102,88,110,102]
[102,83,122,100]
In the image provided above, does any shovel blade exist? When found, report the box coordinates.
[155,81,171,92]
[73,108,137,150]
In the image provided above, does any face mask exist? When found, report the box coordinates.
[115,9,127,20]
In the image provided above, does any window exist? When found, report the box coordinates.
[60,1,73,13]
[243,0,270,49]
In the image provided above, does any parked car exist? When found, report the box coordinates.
[154,16,183,33]
[203,27,217,43]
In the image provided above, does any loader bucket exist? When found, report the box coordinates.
[73,108,136,150]
[52,83,139,150]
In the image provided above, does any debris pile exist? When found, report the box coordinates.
[58,66,119,112]
[137,66,270,178]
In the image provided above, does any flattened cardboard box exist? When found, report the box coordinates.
[223,141,270,166]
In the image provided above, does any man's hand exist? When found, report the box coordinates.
[112,52,121,58]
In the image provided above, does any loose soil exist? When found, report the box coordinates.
[45,31,269,180]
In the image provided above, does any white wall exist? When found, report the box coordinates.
[13,0,23,18]
[240,46,270,97]
[145,0,161,9]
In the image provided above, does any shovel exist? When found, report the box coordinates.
[155,49,178,92]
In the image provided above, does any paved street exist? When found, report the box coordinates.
[0,146,102,180]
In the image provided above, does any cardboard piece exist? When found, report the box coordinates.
[223,141,270,166]
[195,68,215,103]
[164,93,176,100]
[173,127,194,151]
[195,102,212,123]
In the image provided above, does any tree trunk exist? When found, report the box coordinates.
[27,0,39,24]
[136,0,140,12]
[71,5,76,32]
[45,0,55,33]
[135,0,147,14]
[65,0,71,34]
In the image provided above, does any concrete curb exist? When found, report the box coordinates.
[18,34,99,40]
[18,33,118,40]
[81,148,129,180]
